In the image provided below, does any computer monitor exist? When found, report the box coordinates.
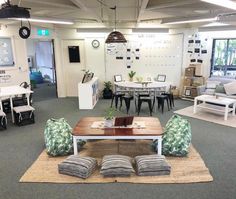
[114,116,134,127]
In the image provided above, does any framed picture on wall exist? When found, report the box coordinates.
[185,88,191,96]
[68,46,80,63]
[157,74,166,82]
[114,75,122,82]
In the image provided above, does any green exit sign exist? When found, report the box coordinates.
[37,29,49,36]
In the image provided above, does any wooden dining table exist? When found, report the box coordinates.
[72,117,164,155]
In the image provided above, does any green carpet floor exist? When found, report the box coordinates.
[0,90,235,199]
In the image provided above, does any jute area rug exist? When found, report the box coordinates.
[20,140,213,184]
[175,106,236,128]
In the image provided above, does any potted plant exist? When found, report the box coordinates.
[128,70,136,81]
[102,81,113,99]
[104,107,115,127]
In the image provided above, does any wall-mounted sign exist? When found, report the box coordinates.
[37,29,49,36]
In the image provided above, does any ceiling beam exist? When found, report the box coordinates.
[22,0,78,10]
[137,0,149,22]
[146,0,197,11]
[70,0,102,23]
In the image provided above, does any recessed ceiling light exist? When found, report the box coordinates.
[13,18,74,25]
[201,0,236,10]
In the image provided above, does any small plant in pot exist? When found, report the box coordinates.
[128,70,136,82]
[103,81,113,99]
[104,107,115,127]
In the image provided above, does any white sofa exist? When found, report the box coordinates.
[197,77,236,99]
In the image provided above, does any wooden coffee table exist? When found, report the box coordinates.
[72,117,163,155]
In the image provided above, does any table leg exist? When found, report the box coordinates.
[10,97,14,123]
[157,137,162,155]
[193,98,197,114]
[73,136,78,155]
[224,105,229,121]
[0,99,3,111]
[233,103,236,116]
[26,93,30,105]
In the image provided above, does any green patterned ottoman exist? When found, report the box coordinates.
[153,114,191,156]
[44,118,85,156]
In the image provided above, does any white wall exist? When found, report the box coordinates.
[56,29,185,97]
[0,26,29,86]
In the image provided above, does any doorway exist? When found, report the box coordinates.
[26,39,57,102]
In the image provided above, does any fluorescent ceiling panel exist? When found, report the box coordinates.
[14,18,74,25]
[202,22,229,27]
[162,17,217,24]
[201,0,236,10]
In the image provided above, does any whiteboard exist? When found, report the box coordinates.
[105,33,183,86]
[0,38,14,66]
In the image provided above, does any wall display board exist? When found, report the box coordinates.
[0,38,14,66]
[105,33,183,86]
[187,33,208,64]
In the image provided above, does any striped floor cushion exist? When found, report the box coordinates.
[100,155,134,177]
[58,155,97,179]
[135,154,171,176]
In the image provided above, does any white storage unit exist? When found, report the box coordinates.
[78,77,99,109]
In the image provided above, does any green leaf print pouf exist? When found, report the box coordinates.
[153,115,191,156]
[44,118,85,156]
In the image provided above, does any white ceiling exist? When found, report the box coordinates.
[3,0,236,29]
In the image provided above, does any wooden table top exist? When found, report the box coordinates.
[72,117,163,136]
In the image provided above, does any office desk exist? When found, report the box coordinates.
[0,86,33,123]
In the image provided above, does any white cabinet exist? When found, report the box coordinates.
[78,77,99,109]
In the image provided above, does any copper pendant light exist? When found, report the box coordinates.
[105,6,127,43]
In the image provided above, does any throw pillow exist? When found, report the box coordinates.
[152,115,191,157]
[135,154,171,176]
[215,85,226,94]
[58,155,97,179]
[206,81,220,89]
[100,155,134,177]
[224,81,236,95]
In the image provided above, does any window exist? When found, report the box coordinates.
[211,39,236,77]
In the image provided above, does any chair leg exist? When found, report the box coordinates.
[166,98,170,111]
[119,97,123,110]
[161,99,164,113]
[158,99,161,109]
[119,96,123,110]
[124,98,131,114]
[171,94,175,107]
[110,95,114,107]
[148,100,152,116]
[168,95,172,109]
[137,100,142,115]
[115,96,119,109]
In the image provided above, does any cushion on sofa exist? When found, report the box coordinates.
[215,85,226,94]
[58,155,97,179]
[206,81,220,89]
[135,154,171,176]
[153,115,191,157]
[224,81,236,95]
[100,155,134,177]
